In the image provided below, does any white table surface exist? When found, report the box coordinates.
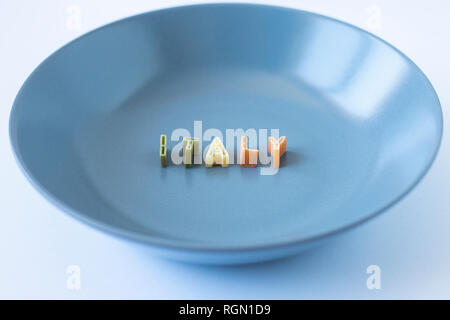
[1,0,449,299]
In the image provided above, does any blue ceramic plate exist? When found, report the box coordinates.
[9,3,442,264]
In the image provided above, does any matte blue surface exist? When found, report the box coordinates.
[9,3,442,264]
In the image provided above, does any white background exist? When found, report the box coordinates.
[1,0,449,299]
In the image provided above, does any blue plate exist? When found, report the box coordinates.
[9,3,442,264]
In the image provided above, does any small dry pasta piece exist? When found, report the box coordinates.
[205,137,229,168]
[160,134,167,167]
[182,137,200,168]
[268,136,287,169]
[239,136,259,167]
